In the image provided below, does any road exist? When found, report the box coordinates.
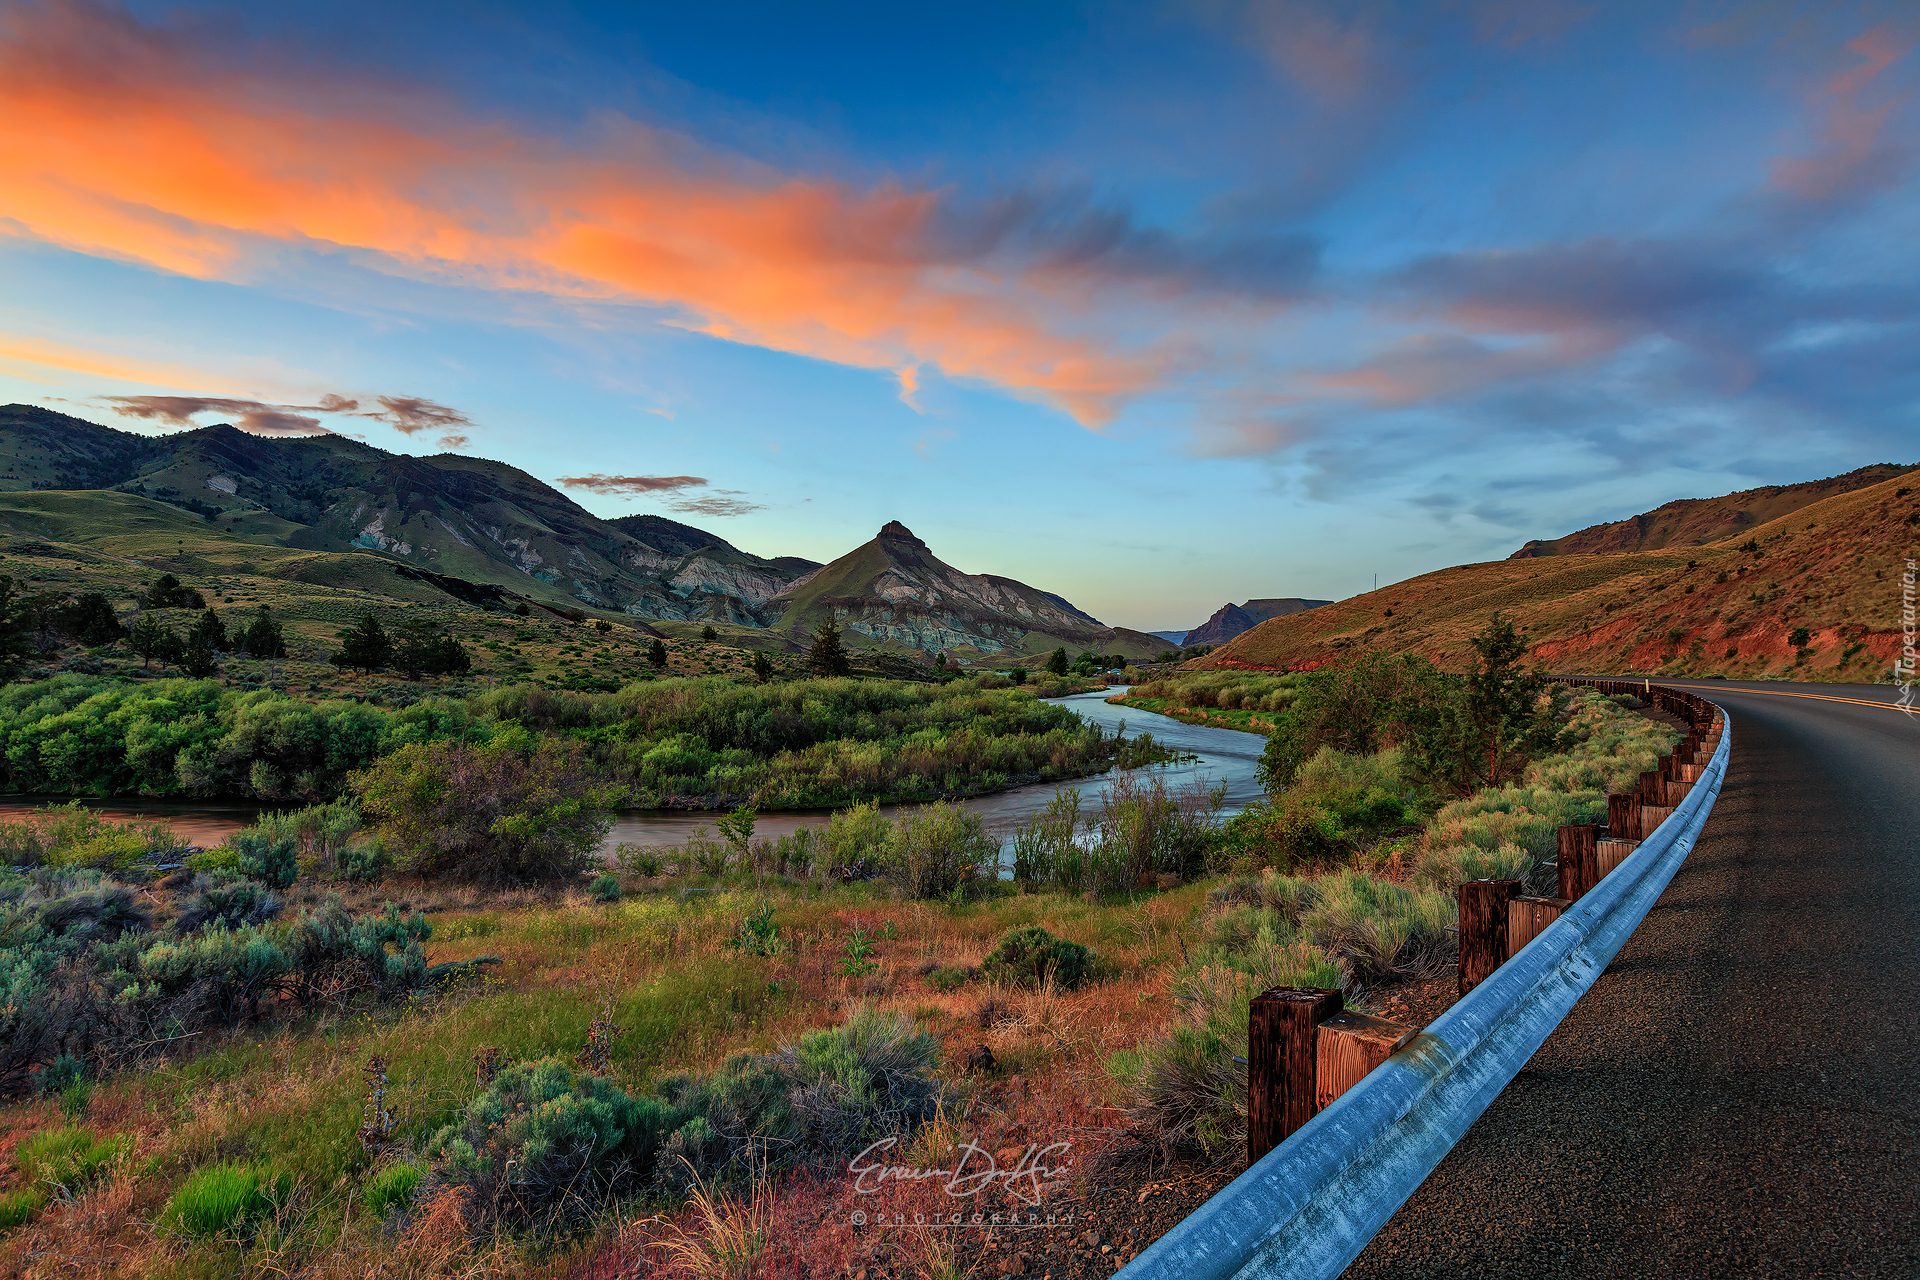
[1343,679,1920,1279]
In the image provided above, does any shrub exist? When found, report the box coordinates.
[982,926,1092,989]
[283,900,431,1004]
[927,965,971,992]
[589,874,622,903]
[173,871,282,931]
[1083,771,1222,892]
[772,1006,941,1155]
[1010,787,1085,890]
[613,843,666,877]
[428,1057,677,1229]
[364,1161,423,1217]
[728,903,783,957]
[1300,871,1454,983]
[818,803,892,879]
[159,1162,289,1238]
[336,838,390,882]
[884,802,998,898]
[354,739,623,885]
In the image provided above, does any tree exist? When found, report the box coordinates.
[751,649,774,683]
[189,608,228,654]
[65,593,125,646]
[237,606,288,659]
[1788,626,1811,648]
[648,639,668,668]
[1044,647,1069,676]
[934,651,947,671]
[181,625,219,677]
[393,617,471,679]
[332,613,391,674]
[141,574,204,610]
[700,624,718,642]
[1007,667,1027,685]
[807,618,851,677]
[0,577,35,678]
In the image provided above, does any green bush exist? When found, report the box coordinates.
[884,802,998,898]
[728,903,783,957]
[927,965,971,993]
[336,838,390,882]
[159,1162,289,1238]
[173,871,282,931]
[0,1187,45,1231]
[363,1161,422,1217]
[772,1006,942,1154]
[231,830,297,890]
[1300,871,1454,983]
[428,1057,679,1229]
[982,926,1092,989]
[589,874,622,903]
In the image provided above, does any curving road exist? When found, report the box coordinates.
[1344,679,1920,1279]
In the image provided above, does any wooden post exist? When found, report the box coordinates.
[1506,895,1571,957]
[1248,986,1342,1163]
[1607,792,1642,841]
[1639,768,1664,805]
[1458,878,1520,998]
[1316,1010,1413,1109]
[1557,824,1600,902]
[1596,837,1638,878]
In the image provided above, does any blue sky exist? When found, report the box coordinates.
[0,0,1914,631]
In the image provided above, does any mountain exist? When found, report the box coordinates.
[1151,630,1190,645]
[1193,471,1918,682]
[765,520,1167,661]
[0,405,815,625]
[1183,597,1331,647]
[1509,463,1917,558]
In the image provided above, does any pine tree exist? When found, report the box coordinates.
[332,613,391,674]
[239,606,288,659]
[129,614,169,669]
[190,609,228,654]
[181,625,219,677]
[648,639,668,668]
[65,593,125,646]
[807,618,850,677]
[1045,647,1069,676]
[751,649,773,683]
[701,624,718,642]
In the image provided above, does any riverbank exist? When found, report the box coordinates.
[1104,691,1281,735]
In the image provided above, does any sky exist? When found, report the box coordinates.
[0,0,1915,632]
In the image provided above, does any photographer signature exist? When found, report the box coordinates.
[847,1136,1072,1206]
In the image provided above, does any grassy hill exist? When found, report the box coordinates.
[1509,462,1916,557]
[1194,471,1920,682]
[766,521,1166,664]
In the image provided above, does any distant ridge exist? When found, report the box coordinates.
[766,520,1165,661]
[1183,597,1331,647]
[1510,463,1918,558]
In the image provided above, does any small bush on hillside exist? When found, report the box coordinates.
[1010,787,1087,890]
[173,871,282,932]
[336,838,390,882]
[982,926,1092,989]
[429,1058,675,1230]
[772,1006,942,1155]
[283,900,431,1004]
[589,874,621,903]
[159,1162,289,1238]
[1301,871,1454,983]
[927,965,971,992]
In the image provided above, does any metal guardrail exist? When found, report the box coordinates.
[1119,699,1730,1280]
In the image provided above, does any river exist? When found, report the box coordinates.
[0,689,1269,859]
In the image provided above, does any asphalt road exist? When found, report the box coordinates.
[1343,679,1920,1280]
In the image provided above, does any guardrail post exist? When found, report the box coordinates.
[1249,987,1343,1163]
[1556,823,1600,901]
[1607,792,1642,841]
[1505,894,1570,957]
[1457,878,1520,997]
[1316,1011,1413,1109]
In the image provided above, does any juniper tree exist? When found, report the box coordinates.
[807,618,850,677]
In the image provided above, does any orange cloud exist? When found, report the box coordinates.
[0,2,1188,425]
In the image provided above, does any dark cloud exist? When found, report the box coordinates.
[101,395,329,436]
[363,395,474,435]
[557,474,709,494]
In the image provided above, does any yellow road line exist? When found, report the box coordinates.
[1654,682,1913,714]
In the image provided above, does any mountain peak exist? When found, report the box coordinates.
[877,520,922,544]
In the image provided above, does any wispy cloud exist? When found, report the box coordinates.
[363,395,475,436]
[557,473,709,494]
